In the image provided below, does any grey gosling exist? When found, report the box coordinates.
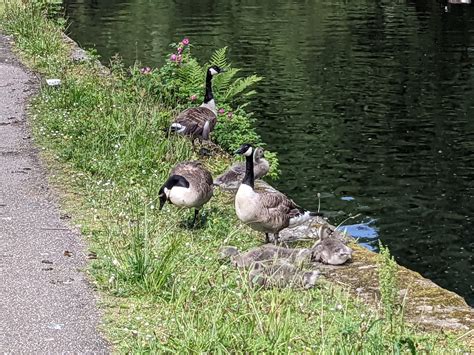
[249,261,320,289]
[159,161,213,225]
[234,143,322,243]
[219,226,352,266]
[169,65,224,143]
[214,147,270,189]
[219,244,312,268]
[312,224,353,265]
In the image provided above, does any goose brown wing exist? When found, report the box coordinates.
[171,161,202,176]
[174,107,217,136]
[257,190,304,216]
[171,161,213,186]
[196,163,214,186]
[257,190,293,208]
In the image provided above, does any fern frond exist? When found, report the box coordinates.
[176,58,204,91]
[237,102,251,110]
[207,46,228,69]
[243,90,257,97]
[212,68,240,96]
[224,75,262,100]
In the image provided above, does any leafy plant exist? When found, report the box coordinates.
[378,242,399,324]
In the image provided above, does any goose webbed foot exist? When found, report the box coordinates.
[189,208,207,229]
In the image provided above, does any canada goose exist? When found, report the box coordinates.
[214,147,269,189]
[234,143,321,243]
[169,65,224,142]
[159,161,213,225]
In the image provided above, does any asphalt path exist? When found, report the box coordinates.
[0,33,108,353]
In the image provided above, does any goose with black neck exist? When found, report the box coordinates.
[159,161,214,226]
[169,65,224,144]
[234,143,322,243]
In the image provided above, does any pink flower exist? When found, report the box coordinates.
[177,47,183,54]
[170,54,177,62]
[176,54,182,62]
[218,108,225,115]
[227,111,233,119]
[140,67,152,75]
[182,38,190,46]
[190,94,197,101]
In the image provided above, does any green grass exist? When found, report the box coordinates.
[1,2,469,353]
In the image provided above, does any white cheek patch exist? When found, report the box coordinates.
[171,122,186,133]
[209,68,218,75]
[243,147,253,157]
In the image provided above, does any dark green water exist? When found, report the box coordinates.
[63,0,474,305]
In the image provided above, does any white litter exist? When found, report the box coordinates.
[46,79,61,86]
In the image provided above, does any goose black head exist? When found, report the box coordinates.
[234,143,254,157]
[208,65,225,76]
[158,175,190,210]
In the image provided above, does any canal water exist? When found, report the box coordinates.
[62,0,474,305]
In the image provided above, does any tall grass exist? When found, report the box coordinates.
[1,0,67,73]
[0,2,468,353]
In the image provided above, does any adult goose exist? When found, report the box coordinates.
[214,147,269,189]
[159,161,214,225]
[169,65,224,142]
[234,143,321,243]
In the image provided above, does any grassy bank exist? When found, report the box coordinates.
[1,2,469,353]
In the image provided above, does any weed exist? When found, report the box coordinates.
[378,242,399,324]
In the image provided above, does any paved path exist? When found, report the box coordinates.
[0,33,108,353]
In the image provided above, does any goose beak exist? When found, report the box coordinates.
[159,193,166,210]
[234,146,245,155]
